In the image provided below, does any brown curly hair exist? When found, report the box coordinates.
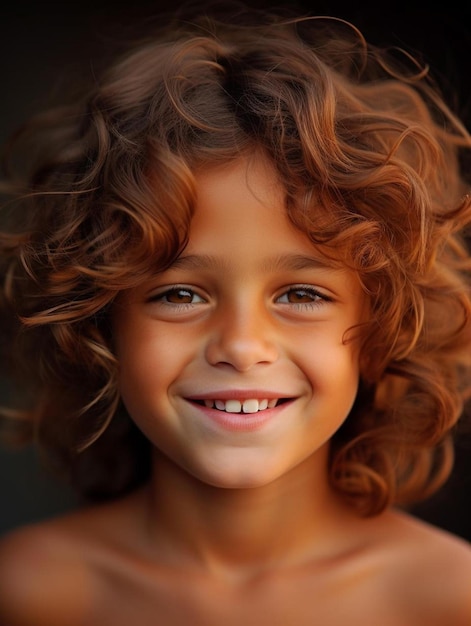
[1,5,471,515]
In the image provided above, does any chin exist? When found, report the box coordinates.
[188,460,291,491]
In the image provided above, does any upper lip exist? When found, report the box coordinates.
[186,390,293,401]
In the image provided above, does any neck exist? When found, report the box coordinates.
[141,446,356,578]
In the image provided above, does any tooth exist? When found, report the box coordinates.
[225,400,242,413]
[242,399,259,413]
[207,398,279,413]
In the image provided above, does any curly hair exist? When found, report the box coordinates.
[1,5,471,515]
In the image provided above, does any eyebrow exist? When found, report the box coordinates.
[168,253,340,272]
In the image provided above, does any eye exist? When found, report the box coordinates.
[150,287,206,306]
[276,286,330,307]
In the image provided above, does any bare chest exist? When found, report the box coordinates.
[79,562,423,626]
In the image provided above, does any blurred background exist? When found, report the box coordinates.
[1,0,470,541]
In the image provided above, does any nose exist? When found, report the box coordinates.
[205,301,279,372]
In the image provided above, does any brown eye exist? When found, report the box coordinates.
[165,288,195,304]
[285,289,318,303]
[278,288,321,304]
[276,286,330,308]
[150,287,205,305]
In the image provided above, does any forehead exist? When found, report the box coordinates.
[188,157,302,253]
[187,156,344,268]
[193,155,282,215]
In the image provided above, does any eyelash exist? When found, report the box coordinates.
[148,284,331,310]
[275,286,331,309]
[149,286,206,309]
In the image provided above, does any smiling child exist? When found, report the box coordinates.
[0,5,471,625]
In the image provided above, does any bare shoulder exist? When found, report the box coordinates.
[381,509,471,625]
[0,516,93,626]
[0,489,147,626]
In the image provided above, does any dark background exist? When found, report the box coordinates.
[1,0,470,541]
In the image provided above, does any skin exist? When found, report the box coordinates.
[0,156,470,625]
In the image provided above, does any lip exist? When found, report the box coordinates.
[186,389,287,401]
[185,394,295,432]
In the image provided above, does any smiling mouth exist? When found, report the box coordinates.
[192,398,290,413]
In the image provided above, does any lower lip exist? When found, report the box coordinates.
[189,402,289,432]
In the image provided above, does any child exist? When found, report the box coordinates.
[0,4,471,624]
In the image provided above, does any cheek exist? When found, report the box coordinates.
[300,334,361,402]
[114,321,195,411]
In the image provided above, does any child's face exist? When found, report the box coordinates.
[113,157,367,488]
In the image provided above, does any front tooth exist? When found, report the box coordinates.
[210,399,277,413]
[242,399,259,413]
[225,399,242,413]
